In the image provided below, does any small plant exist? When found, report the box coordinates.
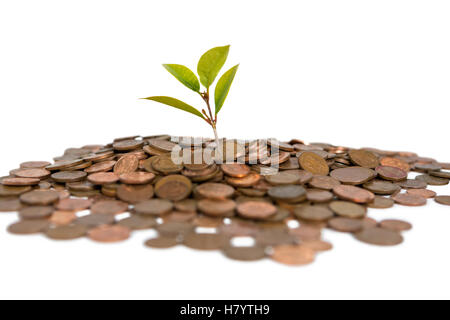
[142,45,239,150]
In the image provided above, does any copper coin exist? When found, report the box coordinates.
[367,196,395,209]
[8,220,50,235]
[329,201,366,218]
[333,185,375,204]
[117,184,154,203]
[222,245,267,261]
[157,221,194,236]
[392,193,426,206]
[349,150,379,168]
[13,168,51,179]
[363,180,400,195]
[183,232,227,250]
[193,215,224,228]
[154,175,192,201]
[288,170,314,184]
[416,174,449,186]
[226,172,261,187]
[84,160,116,174]
[279,157,300,170]
[88,225,131,243]
[19,206,54,219]
[309,175,341,190]
[144,236,178,248]
[354,227,404,246]
[396,179,427,189]
[118,215,157,230]
[119,172,155,185]
[330,167,376,185]
[298,152,329,175]
[1,177,40,186]
[429,170,450,179]
[328,217,364,233]
[90,200,128,215]
[301,240,333,252]
[75,213,115,228]
[0,185,31,196]
[435,195,450,206]
[114,155,139,175]
[147,139,177,152]
[20,161,51,169]
[198,199,237,217]
[56,198,93,211]
[362,217,378,229]
[289,225,322,241]
[49,210,77,226]
[152,156,183,174]
[45,224,88,240]
[294,205,334,221]
[271,244,315,266]
[406,188,436,199]
[380,157,410,172]
[83,151,114,162]
[306,189,334,203]
[51,171,87,183]
[196,183,235,199]
[414,163,441,172]
[113,139,144,151]
[20,190,60,205]
[379,219,412,232]
[375,166,407,182]
[66,181,95,192]
[265,171,301,185]
[87,172,119,185]
[236,201,277,220]
[46,159,84,171]
[60,161,93,171]
[174,199,197,212]
[0,198,23,212]
[268,185,307,203]
[134,199,173,215]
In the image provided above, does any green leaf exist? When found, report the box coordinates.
[141,96,204,119]
[162,64,200,92]
[197,45,230,88]
[214,64,239,114]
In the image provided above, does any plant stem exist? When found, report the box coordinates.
[198,90,221,160]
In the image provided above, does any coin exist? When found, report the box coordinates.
[51,171,87,183]
[49,210,77,226]
[66,181,95,192]
[429,170,450,179]
[329,201,366,218]
[0,185,31,196]
[406,188,436,199]
[301,240,333,252]
[147,139,177,152]
[333,185,375,204]
[268,185,307,203]
[367,196,395,209]
[20,190,60,205]
[236,201,277,220]
[75,213,115,228]
[396,179,427,189]
[45,225,88,240]
[198,199,237,217]
[271,244,315,266]
[46,159,84,171]
[90,200,129,215]
[114,155,139,175]
[363,180,400,195]
[20,161,51,169]
[416,174,449,186]
[392,193,427,206]
[435,195,450,206]
[328,217,364,233]
[0,198,23,212]
[117,215,157,230]
[56,198,93,211]
[375,166,407,182]
[113,139,144,151]
[1,177,40,186]
[222,245,267,261]
[119,172,155,185]
[379,219,412,232]
[265,171,301,185]
[144,236,178,248]
[88,225,131,243]
[117,184,154,203]
[354,228,404,246]
[196,183,235,199]
[289,225,322,241]
[298,152,329,175]
[134,199,173,215]
[309,175,341,190]
[380,157,410,172]
[154,175,192,201]
[330,167,376,185]
[349,150,379,168]
[13,168,51,179]
[84,160,116,174]
[226,172,261,187]
[183,232,227,250]
[294,205,334,221]
[157,221,194,236]
[87,172,119,185]
[306,189,334,203]
[19,206,54,219]
[8,220,50,235]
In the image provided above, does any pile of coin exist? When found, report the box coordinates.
[1,134,449,266]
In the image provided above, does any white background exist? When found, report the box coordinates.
[1,0,449,299]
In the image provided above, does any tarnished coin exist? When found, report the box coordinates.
[119,172,155,185]
[363,180,400,195]
[406,188,436,199]
[375,166,407,182]
[155,175,192,201]
[349,150,379,168]
[329,201,366,218]
[20,161,51,169]
[88,225,131,243]
[415,174,449,186]
[20,190,60,205]
[114,155,139,175]
[134,199,173,215]
[226,172,261,187]
[19,206,54,219]
[333,185,375,204]
[328,217,364,233]
[198,199,237,217]
[396,179,427,189]
[279,157,300,170]
[147,139,177,152]
[84,160,116,174]
[306,189,334,203]
[174,199,197,212]
[90,200,129,215]
[354,228,404,246]
[51,171,87,183]
[379,219,412,232]
[298,152,329,176]
[288,170,314,184]
[87,172,119,185]
[45,224,88,240]
[56,198,92,211]
[157,221,194,236]
[268,185,307,203]
[289,225,322,241]
[392,193,426,206]
[265,171,300,185]
[435,195,450,206]
[222,245,267,261]
[49,210,77,226]
[118,215,157,230]
[309,175,341,190]
[0,198,22,212]
[429,170,450,179]
[330,167,376,185]
[236,201,277,220]
[1,177,40,186]
[0,185,31,196]
[13,168,51,179]
[414,163,441,172]
[46,159,84,171]
[66,180,95,192]
[271,244,315,266]
[183,232,227,250]
[380,157,410,172]
[113,139,144,151]
[367,196,395,209]
[8,220,50,235]
[294,205,334,221]
[152,156,183,174]
[117,184,154,203]
[196,183,235,199]
[75,213,115,228]
[144,236,178,248]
